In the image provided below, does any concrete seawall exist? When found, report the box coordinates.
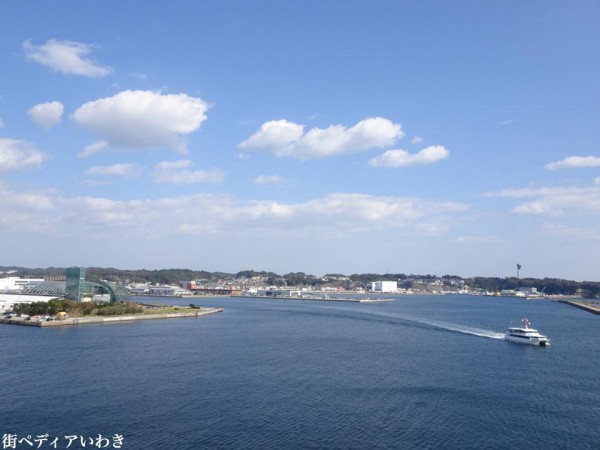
[0,308,223,327]
[234,295,393,303]
[558,300,600,315]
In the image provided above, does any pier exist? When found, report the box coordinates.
[558,300,600,315]
[0,308,223,327]
[235,295,393,303]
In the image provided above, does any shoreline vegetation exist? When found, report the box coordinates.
[11,298,145,317]
[2,299,223,327]
[2,266,599,298]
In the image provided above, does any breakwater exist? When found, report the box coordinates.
[0,308,223,327]
[235,295,393,303]
[558,300,600,315]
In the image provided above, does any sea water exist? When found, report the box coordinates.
[1,295,599,449]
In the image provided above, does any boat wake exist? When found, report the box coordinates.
[408,316,505,340]
[309,305,505,340]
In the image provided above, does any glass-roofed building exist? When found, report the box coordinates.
[24,267,130,303]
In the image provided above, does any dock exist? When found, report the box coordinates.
[558,300,600,315]
[235,295,393,303]
[0,308,223,327]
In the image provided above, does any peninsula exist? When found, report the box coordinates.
[1,300,222,327]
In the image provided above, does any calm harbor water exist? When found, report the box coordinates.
[2,294,599,449]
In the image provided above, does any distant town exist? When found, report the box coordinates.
[2,266,599,300]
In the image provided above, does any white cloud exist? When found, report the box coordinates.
[512,202,559,216]
[0,139,45,172]
[28,101,64,128]
[454,235,499,244]
[498,119,514,126]
[73,91,210,153]
[368,145,449,168]
[543,224,600,241]
[78,141,108,159]
[240,120,303,154]
[485,186,588,199]
[595,177,600,185]
[0,187,467,239]
[487,184,600,217]
[254,175,288,185]
[153,169,224,185]
[217,193,467,237]
[84,179,113,187]
[155,160,193,171]
[544,155,600,170]
[0,117,4,128]
[413,217,458,236]
[22,39,112,77]
[152,159,224,185]
[86,163,143,178]
[239,117,403,159]
[72,90,211,153]
[411,136,423,145]
[237,152,250,160]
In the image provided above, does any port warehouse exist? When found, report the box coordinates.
[371,281,398,293]
[0,277,59,311]
[0,277,46,290]
[0,294,58,312]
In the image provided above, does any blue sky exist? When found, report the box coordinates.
[1,1,599,280]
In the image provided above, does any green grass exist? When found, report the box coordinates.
[142,306,198,315]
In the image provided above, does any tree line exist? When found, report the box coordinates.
[12,299,143,316]
[2,266,599,297]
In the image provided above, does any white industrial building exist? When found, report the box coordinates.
[147,285,193,297]
[0,277,45,292]
[245,288,302,297]
[0,294,57,312]
[371,281,398,293]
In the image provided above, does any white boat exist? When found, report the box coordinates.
[505,318,549,346]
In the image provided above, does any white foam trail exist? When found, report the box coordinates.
[311,304,505,340]
[413,317,505,340]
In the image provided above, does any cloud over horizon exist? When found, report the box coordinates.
[72,90,211,153]
[239,117,403,159]
[0,187,467,239]
[487,184,600,217]
[23,39,112,77]
[0,139,45,172]
[543,224,600,241]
